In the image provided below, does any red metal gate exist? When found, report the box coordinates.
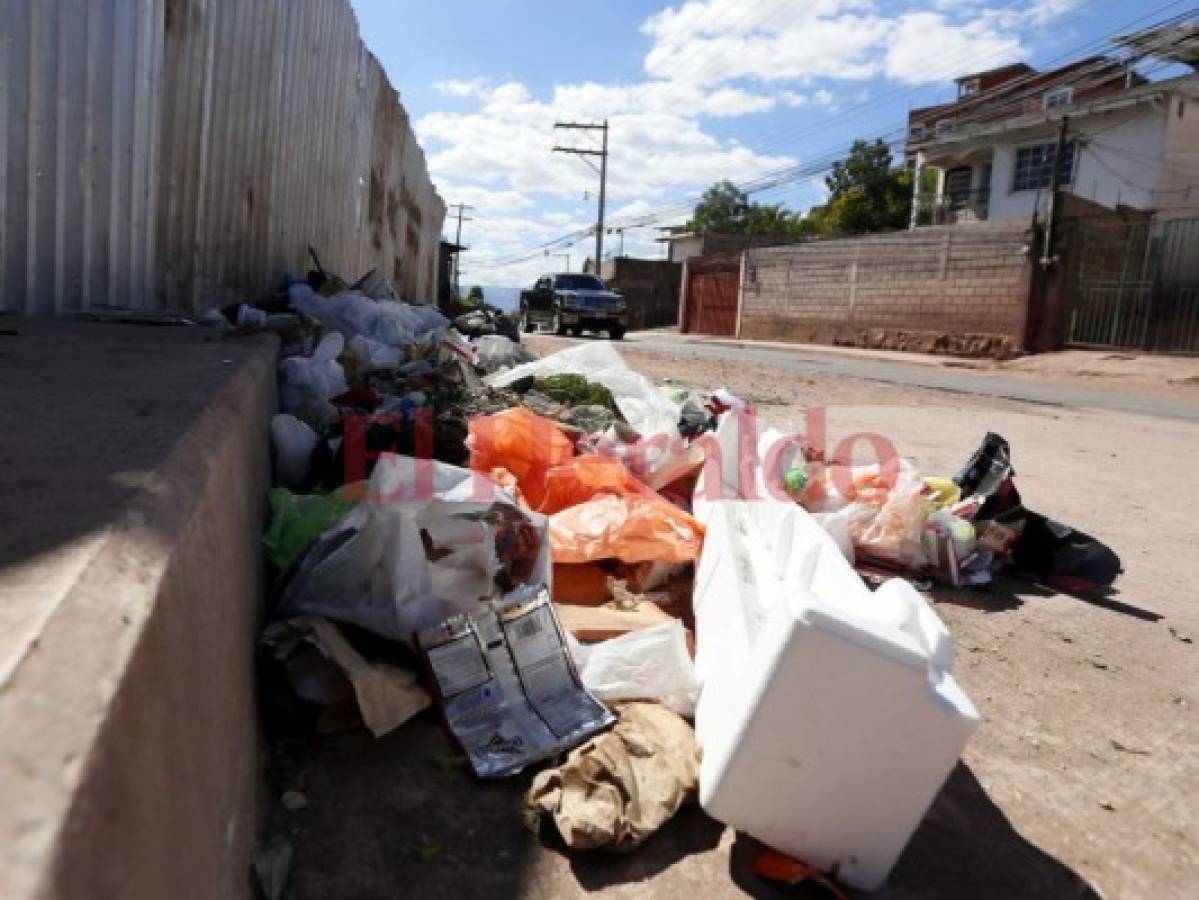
[683,255,740,336]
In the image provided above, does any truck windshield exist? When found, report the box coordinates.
[553,274,606,291]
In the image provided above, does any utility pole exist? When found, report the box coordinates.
[553,120,608,276]
[1040,116,1068,269]
[448,202,474,298]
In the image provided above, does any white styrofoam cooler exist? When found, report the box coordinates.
[692,497,980,891]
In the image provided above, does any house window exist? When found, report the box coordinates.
[1043,86,1073,110]
[959,78,980,99]
[1011,141,1076,191]
[935,118,957,137]
[909,123,927,141]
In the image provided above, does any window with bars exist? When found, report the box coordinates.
[1043,86,1073,110]
[1011,140,1075,191]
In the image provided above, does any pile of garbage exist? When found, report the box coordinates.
[248,271,1121,893]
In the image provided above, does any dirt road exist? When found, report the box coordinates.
[276,335,1199,900]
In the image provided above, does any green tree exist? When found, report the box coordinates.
[688,180,751,234]
[688,180,802,237]
[818,139,913,235]
[464,285,484,305]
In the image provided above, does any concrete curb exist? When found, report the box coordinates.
[0,332,277,900]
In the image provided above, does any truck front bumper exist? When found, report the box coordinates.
[559,312,627,329]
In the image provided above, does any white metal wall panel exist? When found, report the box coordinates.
[1,0,445,315]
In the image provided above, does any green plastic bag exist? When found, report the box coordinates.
[262,487,359,569]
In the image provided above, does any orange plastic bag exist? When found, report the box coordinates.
[753,848,848,900]
[539,454,654,514]
[550,494,704,564]
[468,407,575,510]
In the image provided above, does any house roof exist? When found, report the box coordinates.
[917,74,1199,159]
[1115,21,1199,67]
[954,62,1034,84]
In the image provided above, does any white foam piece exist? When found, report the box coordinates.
[693,499,979,891]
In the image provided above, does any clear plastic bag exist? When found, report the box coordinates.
[848,475,929,568]
[287,283,447,347]
[487,341,680,440]
[474,335,536,374]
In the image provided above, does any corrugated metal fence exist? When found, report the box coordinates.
[1,0,445,316]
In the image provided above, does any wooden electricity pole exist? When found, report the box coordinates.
[553,120,608,274]
[448,202,474,297]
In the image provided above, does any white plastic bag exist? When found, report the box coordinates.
[569,620,698,717]
[270,413,318,489]
[272,457,551,647]
[278,332,347,424]
[487,341,680,440]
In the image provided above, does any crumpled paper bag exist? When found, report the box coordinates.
[522,702,698,851]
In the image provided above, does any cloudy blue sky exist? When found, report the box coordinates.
[349,0,1179,287]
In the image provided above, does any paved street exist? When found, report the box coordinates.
[587,330,1199,422]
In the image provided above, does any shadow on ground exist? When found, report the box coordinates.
[934,574,1162,622]
[268,721,1099,899]
[718,765,1099,899]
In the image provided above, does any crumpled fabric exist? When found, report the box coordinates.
[522,702,698,851]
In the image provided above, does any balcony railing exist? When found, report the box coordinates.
[914,188,991,226]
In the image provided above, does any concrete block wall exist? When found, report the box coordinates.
[739,222,1035,355]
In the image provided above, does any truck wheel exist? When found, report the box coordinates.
[608,327,625,341]
[553,312,566,336]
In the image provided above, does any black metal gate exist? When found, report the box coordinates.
[1063,216,1199,353]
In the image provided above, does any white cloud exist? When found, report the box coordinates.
[417,77,795,281]
[434,77,489,98]
[424,0,1083,283]
[638,0,1065,87]
[884,12,1025,84]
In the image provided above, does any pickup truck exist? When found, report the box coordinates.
[518,273,627,340]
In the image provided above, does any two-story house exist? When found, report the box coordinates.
[906,31,1199,228]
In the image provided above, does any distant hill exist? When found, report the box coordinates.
[469,285,520,312]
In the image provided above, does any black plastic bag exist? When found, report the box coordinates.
[954,432,1121,594]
